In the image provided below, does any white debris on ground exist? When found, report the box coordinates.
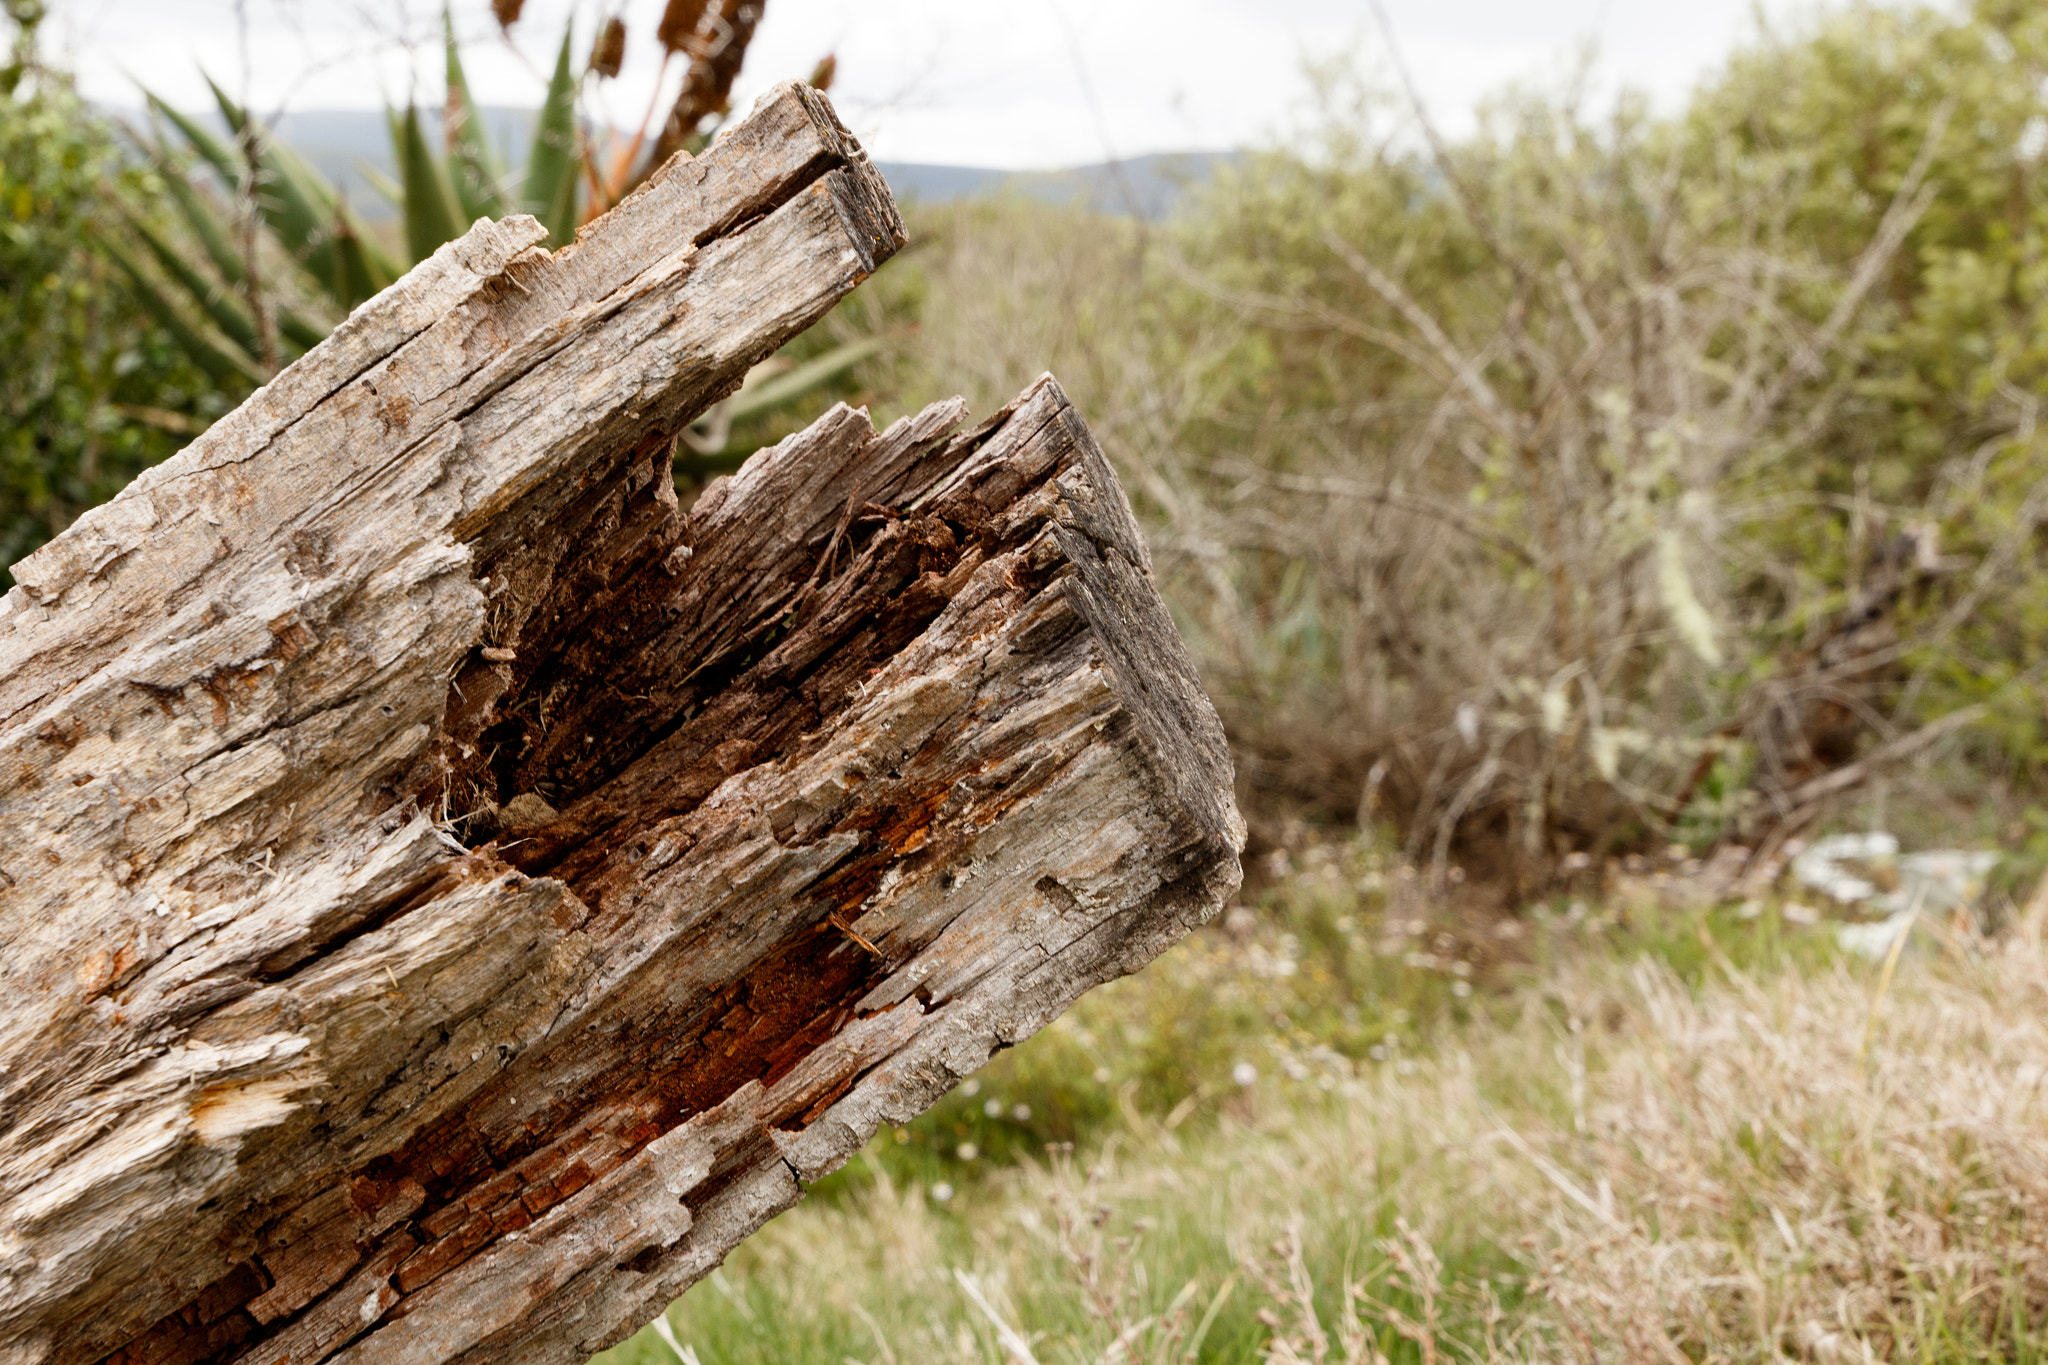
[1790,833,2001,959]
[1835,913,1917,960]
[1791,832,1902,905]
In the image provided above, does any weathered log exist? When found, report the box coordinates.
[0,83,1242,1365]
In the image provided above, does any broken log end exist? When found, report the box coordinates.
[0,85,1238,1365]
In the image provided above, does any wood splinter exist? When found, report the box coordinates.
[0,81,1242,1365]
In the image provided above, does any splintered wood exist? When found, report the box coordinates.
[0,83,1242,1365]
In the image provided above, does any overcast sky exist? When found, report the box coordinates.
[48,0,1862,169]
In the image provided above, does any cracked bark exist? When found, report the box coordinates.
[0,82,1243,1365]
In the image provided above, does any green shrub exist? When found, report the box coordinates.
[869,1,2048,892]
[0,2,225,581]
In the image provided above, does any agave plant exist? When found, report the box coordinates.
[101,10,581,384]
[393,9,581,257]
[102,0,881,463]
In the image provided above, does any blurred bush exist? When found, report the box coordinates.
[874,0,2048,897]
[0,0,227,581]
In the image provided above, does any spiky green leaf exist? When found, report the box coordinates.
[359,158,404,209]
[726,338,886,424]
[150,152,248,289]
[325,211,395,311]
[523,21,580,245]
[397,103,465,265]
[119,209,259,354]
[201,75,400,302]
[126,131,337,352]
[444,8,507,222]
[200,78,326,258]
[96,233,266,387]
[142,91,238,187]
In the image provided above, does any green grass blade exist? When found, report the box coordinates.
[202,72,250,138]
[523,20,580,245]
[444,7,507,222]
[358,158,403,210]
[398,103,465,265]
[384,107,406,204]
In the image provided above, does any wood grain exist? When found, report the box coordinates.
[0,82,1241,1365]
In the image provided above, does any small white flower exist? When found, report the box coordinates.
[931,1182,954,1203]
[1231,1061,1258,1088]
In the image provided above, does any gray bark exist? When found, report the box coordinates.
[0,82,1242,1365]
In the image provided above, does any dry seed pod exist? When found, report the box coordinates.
[808,52,836,91]
[491,0,524,30]
[656,0,711,53]
[591,16,626,78]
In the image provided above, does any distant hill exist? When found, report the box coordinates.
[111,105,1234,222]
[877,153,1238,220]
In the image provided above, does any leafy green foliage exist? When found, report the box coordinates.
[0,12,227,581]
[67,2,855,549]
[1689,1,2048,794]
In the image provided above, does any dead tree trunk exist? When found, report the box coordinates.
[0,83,1241,1365]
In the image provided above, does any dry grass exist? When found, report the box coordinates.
[599,899,2048,1363]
